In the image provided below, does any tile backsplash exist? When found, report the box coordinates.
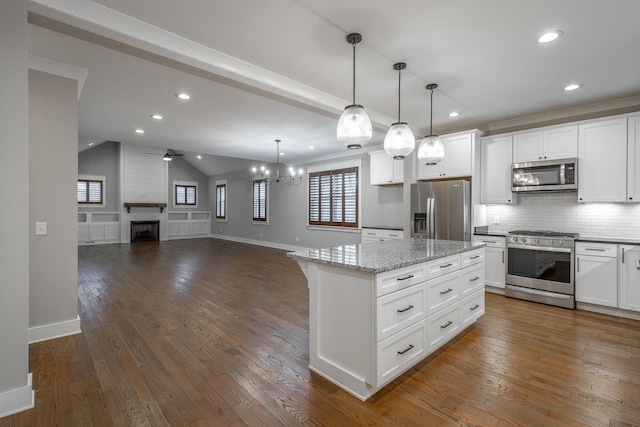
[485,192,640,238]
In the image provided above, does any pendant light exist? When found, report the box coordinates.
[383,62,415,159]
[336,33,372,150]
[417,83,445,165]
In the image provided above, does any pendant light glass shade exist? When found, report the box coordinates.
[417,134,445,165]
[384,122,415,159]
[337,105,373,149]
[417,83,445,165]
[384,62,415,159]
[337,33,372,150]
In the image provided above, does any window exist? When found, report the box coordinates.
[216,182,226,220]
[77,177,104,205]
[174,181,197,206]
[252,179,267,222]
[309,166,358,228]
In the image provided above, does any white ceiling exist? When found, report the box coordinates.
[27,0,640,175]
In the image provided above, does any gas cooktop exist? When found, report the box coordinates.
[508,230,580,239]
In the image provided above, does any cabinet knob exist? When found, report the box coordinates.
[539,156,542,160]
[630,197,633,200]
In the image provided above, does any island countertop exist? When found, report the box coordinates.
[287,238,485,274]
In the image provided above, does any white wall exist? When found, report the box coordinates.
[485,192,640,238]
[0,0,32,417]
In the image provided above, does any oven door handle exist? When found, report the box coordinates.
[506,244,572,253]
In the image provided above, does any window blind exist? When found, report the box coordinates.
[308,167,358,227]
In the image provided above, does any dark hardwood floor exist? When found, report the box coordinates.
[2,238,639,426]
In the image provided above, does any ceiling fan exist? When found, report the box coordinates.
[144,151,185,161]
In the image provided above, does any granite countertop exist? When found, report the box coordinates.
[578,236,640,245]
[361,225,404,231]
[287,238,485,274]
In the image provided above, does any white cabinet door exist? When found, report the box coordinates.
[473,236,505,289]
[416,133,472,180]
[78,223,89,243]
[513,126,577,163]
[578,118,627,203]
[576,254,618,307]
[543,125,578,160]
[626,114,640,202]
[512,131,543,163]
[370,151,404,185]
[480,136,515,204]
[619,245,640,312]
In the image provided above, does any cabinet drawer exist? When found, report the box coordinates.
[427,304,460,352]
[362,228,404,240]
[375,319,427,387]
[426,271,460,315]
[376,263,427,297]
[575,242,617,257]
[460,264,484,297]
[473,236,505,248]
[461,248,484,268]
[376,283,426,342]
[426,254,460,279]
[460,290,484,328]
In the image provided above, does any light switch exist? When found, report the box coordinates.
[35,222,47,235]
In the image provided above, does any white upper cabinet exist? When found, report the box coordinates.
[578,117,628,203]
[369,151,404,185]
[513,125,577,163]
[626,114,640,202]
[416,132,473,180]
[480,135,515,204]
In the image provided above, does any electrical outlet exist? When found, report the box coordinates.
[296,237,299,242]
[493,216,500,225]
[35,222,47,235]
[260,233,263,238]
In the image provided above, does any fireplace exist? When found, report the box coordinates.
[130,220,160,242]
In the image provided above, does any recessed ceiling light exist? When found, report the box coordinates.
[309,145,315,149]
[538,30,563,43]
[176,93,191,100]
[448,112,460,118]
[151,114,164,120]
[280,152,285,156]
[197,155,202,159]
[135,129,145,134]
[88,142,94,146]
[564,83,582,91]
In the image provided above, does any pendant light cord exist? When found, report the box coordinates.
[351,43,356,105]
[397,69,402,122]
[429,88,434,136]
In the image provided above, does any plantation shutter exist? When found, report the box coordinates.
[216,184,226,219]
[253,179,267,221]
[308,167,358,227]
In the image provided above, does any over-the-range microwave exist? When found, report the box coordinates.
[511,158,577,192]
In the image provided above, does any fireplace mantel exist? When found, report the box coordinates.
[123,202,167,213]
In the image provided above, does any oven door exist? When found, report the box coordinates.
[506,245,574,294]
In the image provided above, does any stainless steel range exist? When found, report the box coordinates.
[505,230,579,309]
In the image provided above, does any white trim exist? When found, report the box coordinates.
[576,302,640,321]
[78,174,106,208]
[28,315,81,344]
[0,373,34,418]
[28,55,88,100]
[211,234,307,252]
[306,225,361,234]
[307,158,362,174]
[172,180,198,208]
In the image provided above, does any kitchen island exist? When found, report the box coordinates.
[288,238,486,400]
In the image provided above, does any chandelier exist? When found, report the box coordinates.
[251,139,304,186]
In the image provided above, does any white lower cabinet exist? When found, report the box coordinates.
[473,236,506,289]
[619,245,640,312]
[305,247,485,401]
[576,242,618,307]
[362,227,404,244]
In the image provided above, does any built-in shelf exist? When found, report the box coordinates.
[123,202,167,213]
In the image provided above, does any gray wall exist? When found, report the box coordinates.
[29,70,79,329]
[210,150,405,249]
[168,155,209,212]
[78,141,120,212]
[0,0,30,399]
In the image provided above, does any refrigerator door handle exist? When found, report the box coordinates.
[429,197,436,239]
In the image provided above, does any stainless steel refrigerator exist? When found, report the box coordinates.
[411,180,471,241]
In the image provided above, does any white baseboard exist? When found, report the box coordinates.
[0,373,34,418]
[28,315,81,344]
[210,234,308,252]
[576,302,640,321]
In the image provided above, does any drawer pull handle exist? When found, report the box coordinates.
[389,234,399,237]
[367,232,376,235]
[470,276,480,282]
[585,248,606,252]
[470,255,480,259]
[440,288,453,295]
[397,274,414,281]
[397,344,414,355]
[397,305,414,313]
[439,263,453,269]
[470,304,480,311]
[440,321,453,329]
